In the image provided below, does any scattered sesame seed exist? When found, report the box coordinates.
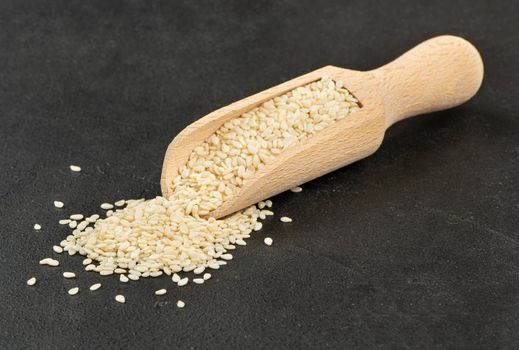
[70,214,84,220]
[68,220,77,229]
[100,203,113,210]
[69,165,81,172]
[89,283,102,291]
[26,277,36,286]
[54,201,64,208]
[193,278,204,284]
[115,295,125,303]
[63,272,76,278]
[33,224,41,230]
[53,245,63,253]
[59,219,71,225]
[85,264,95,271]
[114,268,127,274]
[114,200,126,207]
[176,300,185,308]
[155,289,167,295]
[221,254,233,261]
[264,237,273,246]
[128,274,139,281]
[68,287,79,295]
[280,216,292,223]
[265,200,273,208]
[172,273,181,283]
[177,277,189,286]
[203,273,211,280]
[193,266,205,274]
[82,258,92,265]
[290,186,303,193]
[39,258,59,267]
[120,274,129,283]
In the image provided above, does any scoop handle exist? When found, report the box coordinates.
[376,35,484,128]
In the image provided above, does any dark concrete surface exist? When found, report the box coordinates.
[1,0,518,349]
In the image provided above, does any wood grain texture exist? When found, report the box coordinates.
[161,35,484,218]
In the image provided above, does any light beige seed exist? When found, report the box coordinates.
[82,258,92,265]
[155,289,167,295]
[100,203,114,210]
[290,186,303,193]
[265,200,273,208]
[26,277,36,286]
[54,201,64,208]
[128,274,139,281]
[176,300,185,308]
[53,245,63,253]
[264,237,273,246]
[203,273,211,280]
[120,274,129,283]
[172,273,181,283]
[63,272,76,278]
[177,277,189,286]
[114,268,127,274]
[68,287,79,295]
[280,216,292,223]
[69,165,81,172]
[70,214,84,220]
[115,295,125,303]
[89,283,102,291]
[114,200,126,207]
[33,224,41,230]
[59,219,71,225]
[39,258,59,266]
[193,266,205,274]
[85,264,96,271]
[220,254,233,261]
[68,220,77,229]
[193,278,204,284]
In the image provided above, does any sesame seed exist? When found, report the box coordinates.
[119,275,129,283]
[220,254,233,261]
[63,272,76,278]
[264,237,273,246]
[176,300,185,308]
[54,201,64,208]
[39,258,59,267]
[59,219,71,225]
[172,273,181,283]
[280,216,292,223]
[52,245,63,253]
[26,277,36,286]
[128,274,139,281]
[70,214,84,220]
[115,295,125,303]
[68,287,79,295]
[265,200,273,208]
[114,200,126,207]
[114,268,127,274]
[69,165,81,172]
[193,278,204,284]
[203,273,211,280]
[100,203,113,210]
[33,224,41,230]
[82,258,92,265]
[68,220,77,229]
[177,277,189,286]
[89,283,102,291]
[290,186,303,193]
[193,266,205,274]
[155,289,167,295]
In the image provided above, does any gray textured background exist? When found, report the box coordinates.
[1,0,518,349]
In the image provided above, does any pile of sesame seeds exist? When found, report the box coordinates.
[28,76,359,305]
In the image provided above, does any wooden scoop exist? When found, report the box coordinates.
[161,35,483,218]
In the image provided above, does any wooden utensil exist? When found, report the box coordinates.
[161,35,483,218]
